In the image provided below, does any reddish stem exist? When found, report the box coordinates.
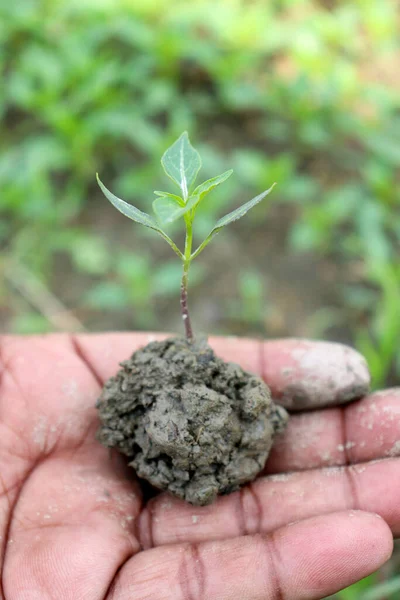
[180,263,194,343]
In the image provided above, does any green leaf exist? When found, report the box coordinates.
[153,191,184,205]
[192,183,276,259]
[153,197,186,224]
[153,194,199,225]
[153,170,233,225]
[215,183,276,229]
[97,174,160,231]
[161,132,201,200]
[97,174,184,259]
[192,169,233,200]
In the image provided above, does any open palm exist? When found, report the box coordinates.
[0,333,398,599]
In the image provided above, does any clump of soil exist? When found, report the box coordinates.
[96,337,288,505]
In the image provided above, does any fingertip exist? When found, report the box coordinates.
[312,509,394,574]
[261,339,371,411]
[347,510,394,564]
[269,510,394,598]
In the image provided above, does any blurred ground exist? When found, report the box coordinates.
[50,197,347,342]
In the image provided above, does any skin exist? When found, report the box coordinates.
[0,333,399,600]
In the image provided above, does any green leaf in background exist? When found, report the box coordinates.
[70,235,110,275]
[84,281,129,310]
[192,183,276,258]
[153,262,205,296]
[152,261,186,296]
[332,574,400,600]
[161,131,202,200]
[360,576,400,600]
[192,169,233,201]
[11,312,53,334]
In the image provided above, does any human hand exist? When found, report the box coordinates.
[0,333,398,599]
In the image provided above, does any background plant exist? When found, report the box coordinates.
[0,1,399,593]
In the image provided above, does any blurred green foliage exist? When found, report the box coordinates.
[1,1,399,595]
[1,0,399,390]
[328,572,400,600]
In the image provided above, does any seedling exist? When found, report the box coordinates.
[95,132,287,507]
[97,131,276,342]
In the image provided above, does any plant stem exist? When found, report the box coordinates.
[181,214,194,342]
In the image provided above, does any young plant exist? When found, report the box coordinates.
[96,132,276,343]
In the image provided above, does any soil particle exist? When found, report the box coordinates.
[96,337,288,506]
[386,441,400,457]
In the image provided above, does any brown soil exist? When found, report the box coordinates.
[96,336,288,505]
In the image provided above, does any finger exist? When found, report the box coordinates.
[0,335,142,599]
[260,338,370,410]
[108,511,393,600]
[266,388,400,473]
[3,438,142,599]
[73,333,370,410]
[0,334,101,455]
[137,458,400,548]
[0,334,97,574]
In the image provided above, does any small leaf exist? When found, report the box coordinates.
[154,190,184,205]
[153,194,199,225]
[192,169,233,200]
[153,170,233,226]
[214,183,276,230]
[152,191,184,223]
[161,132,201,200]
[97,174,160,231]
[97,174,184,259]
[153,197,186,224]
[192,183,276,259]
